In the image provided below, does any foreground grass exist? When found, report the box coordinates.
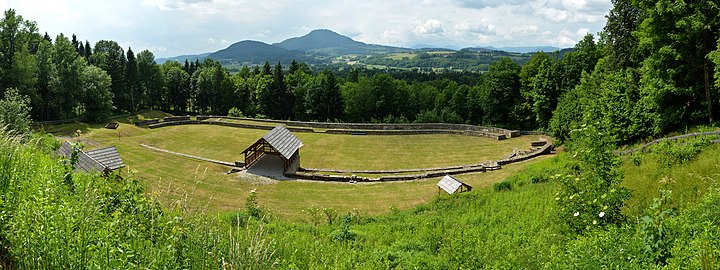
[622,143,720,217]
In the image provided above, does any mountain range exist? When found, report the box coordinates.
[157,29,565,67]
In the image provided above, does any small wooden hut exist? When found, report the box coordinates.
[437,175,472,195]
[241,126,303,174]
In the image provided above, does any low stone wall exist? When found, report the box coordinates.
[293,143,553,182]
[521,130,554,136]
[289,165,491,182]
[135,118,160,126]
[497,143,553,165]
[615,130,720,155]
[204,115,511,134]
[163,116,191,122]
[146,120,314,133]
[324,129,506,140]
[138,116,510,139]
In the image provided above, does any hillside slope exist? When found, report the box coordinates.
[3,130,719,268]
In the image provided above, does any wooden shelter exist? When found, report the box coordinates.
[241,126,303,174]
[56,141,125,174]
[437,175,472,195]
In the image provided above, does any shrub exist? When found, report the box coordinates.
[0,88,31,135]
[228,107,244,117]
[330,215,356,242]
[530,174,548,184]
[555,124,630,234]
[652,138,709,168]
[246,188,262,219]
[640,190,675,265]
[493,181,512,192]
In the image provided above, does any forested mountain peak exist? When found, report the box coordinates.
[275,29,360,51]
[207,40,302,64]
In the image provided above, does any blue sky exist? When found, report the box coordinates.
[2,0,612,58]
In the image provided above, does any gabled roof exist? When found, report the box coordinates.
[437,175,472,194]
[56,141,124,173]
[86,146,125,170]
[56,141,73,158]
[75,151,108,173]
[261,126,303,159]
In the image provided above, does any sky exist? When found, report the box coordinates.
[1,0,613,58]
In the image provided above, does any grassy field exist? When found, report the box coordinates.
[51,116,545,220]
[386,52,417,60]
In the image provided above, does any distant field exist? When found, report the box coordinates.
[54,115,547,219]
[427,51,455,55]
[386,52,417,60]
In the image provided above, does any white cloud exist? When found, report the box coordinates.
[533,0,612,23]
[454,20,495,35]
[3,0,613,57]
[141,0,214,10]
[413,19,445,36]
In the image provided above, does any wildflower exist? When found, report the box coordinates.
[592,220,597,225]
[599,212,605,218]
[573,212,580,217]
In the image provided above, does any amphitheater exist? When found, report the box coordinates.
[134,115,554,182]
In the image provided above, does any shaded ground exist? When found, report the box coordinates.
[244,154,293,180]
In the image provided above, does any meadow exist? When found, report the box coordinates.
[45,112,544,219]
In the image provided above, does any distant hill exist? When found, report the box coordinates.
[275,29,359,51]
[274,29,409,56]
[158,29,570,68]
[157,52,211,64]
[208,40,305,65]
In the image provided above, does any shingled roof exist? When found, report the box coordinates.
[437,175,472,194]
[86,146,125,171]
[75,151,108,173]
[56,141,125,173]
[262,126,303,159]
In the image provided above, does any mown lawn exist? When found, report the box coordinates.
[59,120,547,220]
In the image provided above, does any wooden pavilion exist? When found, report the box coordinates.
[437,175,472,195]
[241,126,303,174]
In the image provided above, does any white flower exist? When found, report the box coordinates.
[599,212,605,218]
[573,212,580,217]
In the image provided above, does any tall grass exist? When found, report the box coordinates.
[0,130,278,269]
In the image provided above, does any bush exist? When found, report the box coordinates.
[0,88,31,135]
[555,124,630,234]
[652,138,709,168]
[228,107,244,117]
[493,181,512,192]
[530,174,548,184]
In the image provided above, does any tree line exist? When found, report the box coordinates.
[2,0,720,145]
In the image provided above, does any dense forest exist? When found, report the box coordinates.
[2,0,719,146]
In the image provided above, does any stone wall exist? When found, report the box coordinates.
[615,130,720,155]
[146,120,314,133]
[210,116,510,134]
[292,142,553,182]
[138,116,510,139]
[324,129,507,140]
